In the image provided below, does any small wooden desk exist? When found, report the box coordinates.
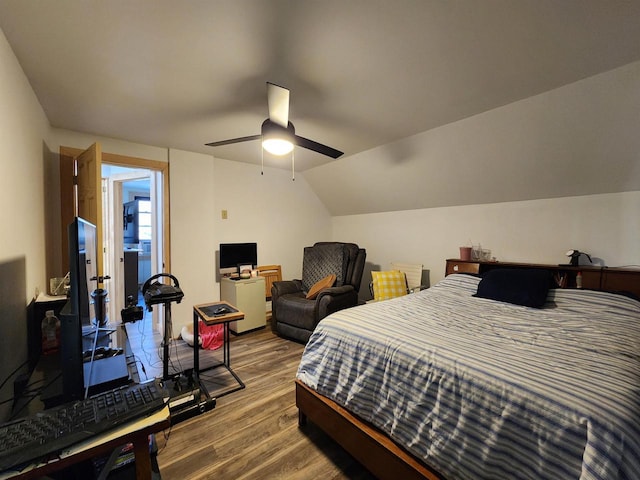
[1,406,170,480]
[192,301,246,397]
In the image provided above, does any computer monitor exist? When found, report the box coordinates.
[219,242,257,276]
[59,217,98,401]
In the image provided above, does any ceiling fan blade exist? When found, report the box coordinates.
[294,135,344,159]
[205,135,261,147]
[267,82,289,128]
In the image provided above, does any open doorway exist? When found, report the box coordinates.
[102,165,164,333]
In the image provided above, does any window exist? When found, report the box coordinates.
[138,200,152,241]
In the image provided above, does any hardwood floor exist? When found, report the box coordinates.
[127,319,375,479]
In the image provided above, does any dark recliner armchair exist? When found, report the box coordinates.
[271,242,366,343]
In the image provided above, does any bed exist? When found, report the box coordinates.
[295,267,640,480]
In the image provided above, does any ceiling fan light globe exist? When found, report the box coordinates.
[263,138,294,155]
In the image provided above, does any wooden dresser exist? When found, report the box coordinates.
[445,259,640,297]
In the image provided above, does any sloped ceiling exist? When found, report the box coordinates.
[1,0,639,215]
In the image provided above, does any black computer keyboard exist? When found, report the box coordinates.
[0,379,168,472]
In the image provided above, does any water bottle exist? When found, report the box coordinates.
[41,310,61,354]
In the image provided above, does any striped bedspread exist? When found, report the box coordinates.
[296,274,640,480]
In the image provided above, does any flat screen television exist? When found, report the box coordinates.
[123,198,152,244]
[123,200,139,243]
[219,242,257,276]
[59,217,98,401]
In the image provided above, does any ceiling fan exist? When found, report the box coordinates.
[205,82,343,160]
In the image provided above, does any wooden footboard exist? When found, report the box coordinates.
[295,380,443,480]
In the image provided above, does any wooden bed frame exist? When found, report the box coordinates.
[295,262,640,480]
[296,380,444,480]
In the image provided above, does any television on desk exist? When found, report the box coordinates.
[59,217,98,402]
[219,242,257,276]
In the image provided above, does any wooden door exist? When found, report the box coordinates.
[60,143,105,287]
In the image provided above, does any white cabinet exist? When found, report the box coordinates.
[220,276,266,334]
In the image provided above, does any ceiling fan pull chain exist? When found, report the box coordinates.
[261,145,264,176]
[291,149,295,181]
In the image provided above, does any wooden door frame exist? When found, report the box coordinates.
[59,147,171,275]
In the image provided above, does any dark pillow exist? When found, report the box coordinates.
[475,268,551,308]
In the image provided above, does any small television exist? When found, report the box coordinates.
[123,200,138,243]
[219,242,258,276]
[123,198,152,244]
[59,217,98,401]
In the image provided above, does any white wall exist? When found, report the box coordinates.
[333,191,640,299]
[0,29,50,297]
[52,128,170,162]
[0,27,51,418]
[167,149,217,330]
[168,154,332,331]
[306,60,640,216]
[212,158,332,280]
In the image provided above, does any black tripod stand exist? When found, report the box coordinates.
[141,273,184,381]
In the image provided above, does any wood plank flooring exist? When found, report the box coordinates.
[127,320,376,479]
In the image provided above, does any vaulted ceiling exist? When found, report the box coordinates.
[1,0,640,214]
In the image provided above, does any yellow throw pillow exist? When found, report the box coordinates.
[372,270,407,301]
[306,274,337,300]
